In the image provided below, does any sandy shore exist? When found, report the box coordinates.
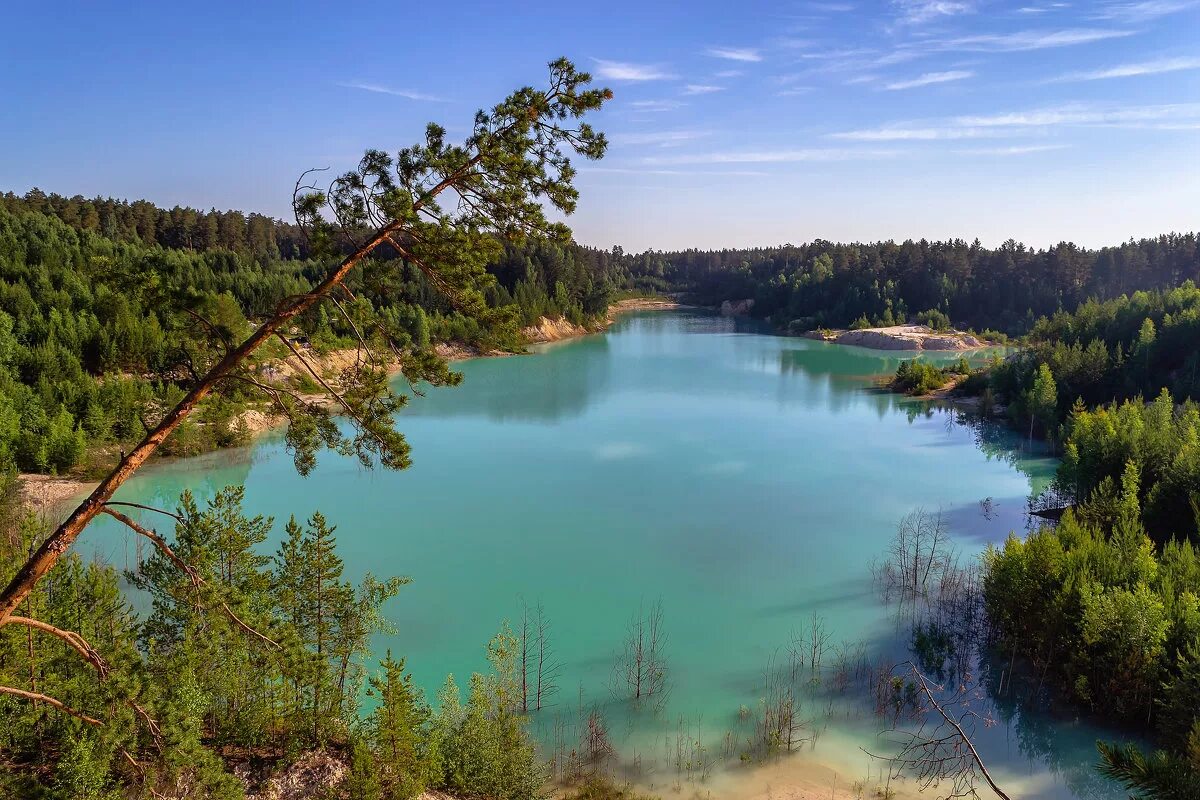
[806,325,991,351]
[16,474,98,518]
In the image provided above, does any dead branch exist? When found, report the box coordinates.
[6,616,109,679]
[863,661,1010,800]
[0,685,103,727]
[100,507,279,649]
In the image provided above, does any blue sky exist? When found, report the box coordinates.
[3,1,1198,251]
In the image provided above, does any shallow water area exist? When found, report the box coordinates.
[89,310,1122,798]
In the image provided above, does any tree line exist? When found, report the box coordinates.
[642,235,1198,336]
[0,190,639,477]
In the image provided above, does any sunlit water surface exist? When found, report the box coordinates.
[87,311,1124,798]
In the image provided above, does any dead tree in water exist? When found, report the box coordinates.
[518,598,559,712]
[533,601,560,710]
[613,598,668,702]
[864,662,1011,800]
[874,508,953,606]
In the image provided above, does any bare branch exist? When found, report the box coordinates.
[0,685,103,727]
[7,616,109,679]
[100,507,279,649]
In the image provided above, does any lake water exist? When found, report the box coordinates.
[88,310,1124,798]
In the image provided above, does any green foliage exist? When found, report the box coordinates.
[892,359,950,395]
[665,236,1198,335]
[562,777,661,799]
[984,477,1200,788]
[368,651,430,798]
[915,308,951,332]
[429,625,544,800]
[1097,740,1200,800]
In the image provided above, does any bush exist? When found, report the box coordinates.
[893,359,948,395]
[916,308,952,332]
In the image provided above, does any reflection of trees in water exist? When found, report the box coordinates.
[941,408,1059,497]
[981,650,1127,800]
[401,334,613,423]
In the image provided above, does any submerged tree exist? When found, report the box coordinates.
[0,57,609,778]
[612,598,669,703]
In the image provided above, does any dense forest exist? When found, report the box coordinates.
[644,235,1199,336]
[0,191,634,477]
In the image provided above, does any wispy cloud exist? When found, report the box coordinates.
[338,82,445,102]
[885,69,974,89]
[581,166,768,176]
[1092,1,1199,22]
[1049,56,1200,81]
[592,59,677,81]
[831,126,999,141]
[706,47,764,62]
[777,87,816,96]
[610,130,709,147]
[1014,1,1071,14]
[893,0,975,24]
[957,103,1200,126]
[715,69,745,78]
[956,144,1070,155]
[832,102,1200,142]
[683,84,725,95]
[643,148,899,164]
[938,27,1136,52]
[628,99,684,112]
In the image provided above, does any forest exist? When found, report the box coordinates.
[0,192,632,477]
[645,235,1199,336]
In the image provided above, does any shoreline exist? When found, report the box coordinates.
[15,297,686,517]
[804,324,996,352]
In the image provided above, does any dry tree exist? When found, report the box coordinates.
[864,661,1011,800]
[612,598,669,704]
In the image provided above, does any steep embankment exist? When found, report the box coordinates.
[805,324,990,351]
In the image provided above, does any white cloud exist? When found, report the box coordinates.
[885,69,974,89]
[777,87,816,96]
[581,167,768,176]
[592,59,677,81]
[956,103,1200,126]
[683,84,725,95]
[1049,56,1200,81]
[893,0,975,24]
[715,69,745,78]
[956,144,1070,155]
[939,27,1135,51]
[643,148,899,164]
[831,126,1000,140]
[706,47,764,62]
[338,82,445,102]
[628,99,684,112]
[611,130,709,146]
[1092,1,1199,22]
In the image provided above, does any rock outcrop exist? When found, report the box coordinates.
[720,298,755,316]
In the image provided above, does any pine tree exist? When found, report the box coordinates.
[368,651,429,799]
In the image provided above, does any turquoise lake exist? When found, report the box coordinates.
[87,310,1125,798]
